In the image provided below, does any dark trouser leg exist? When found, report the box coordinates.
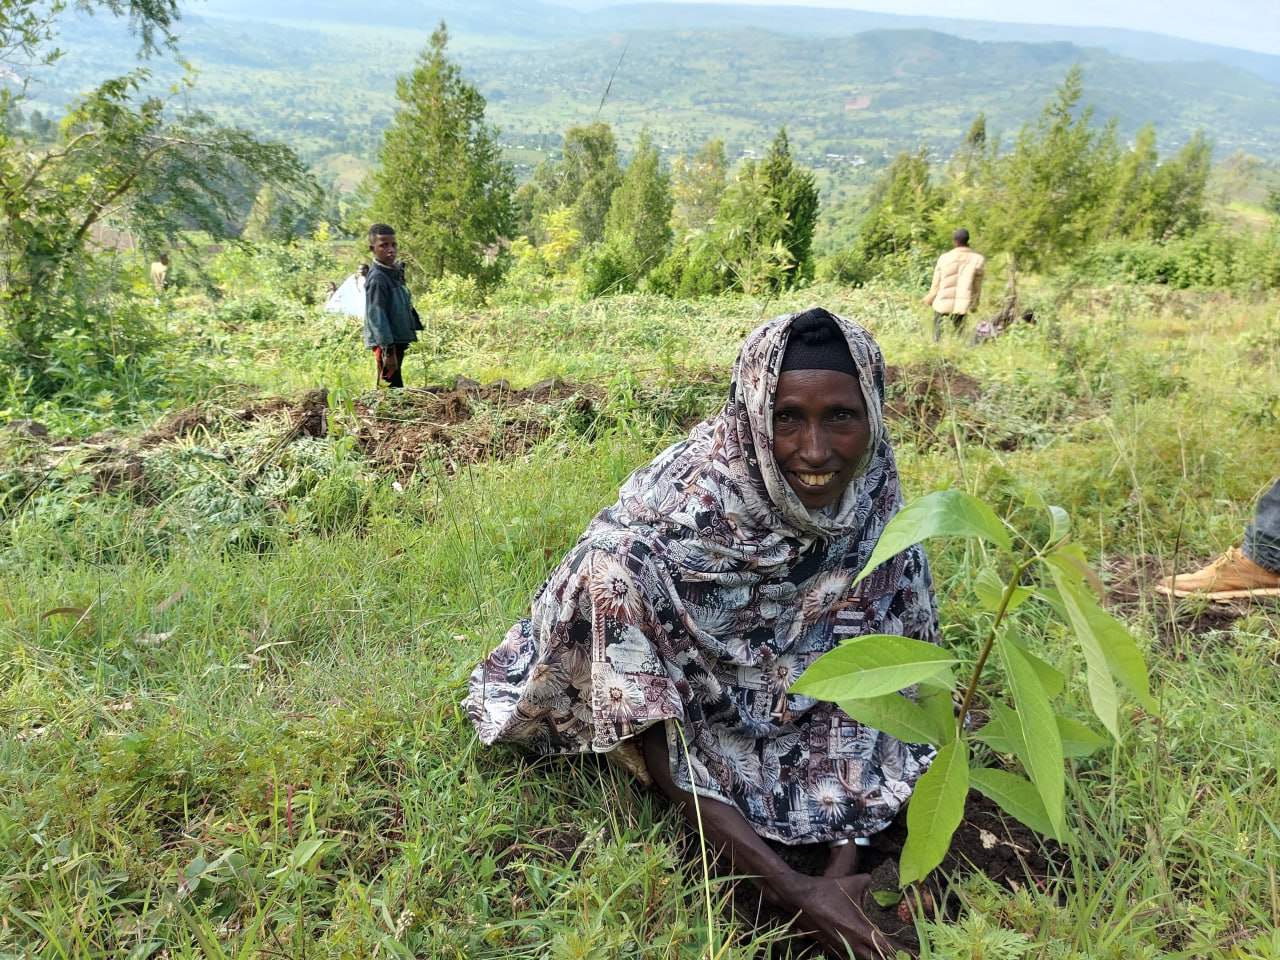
[934,313,967,341]
[388,343,406,388]
[1244,478,1280,573]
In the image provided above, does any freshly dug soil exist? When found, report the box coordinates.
[883,361,983,444]
[55,379,606,498]
[349,378,604,478]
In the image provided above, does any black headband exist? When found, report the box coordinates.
[780,308,859,378]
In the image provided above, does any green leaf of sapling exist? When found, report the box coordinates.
[1002,633,1066,698]
[1041,561,1121,738]
[997,630,1066,838]
[901,739,970,887]
[1056,715,1109,757]
[1046,542,1106,599]
[1047,505,1070,545]
[1084,616,1154,714]
[974,702,1026,760]
[838,691,950,747]
[973,566,1033,614]
[1039,552,1162,732]
[853,490,1012,586]
[970,767,1068,842]
[921,681,960,745]
[790,635,956,702]
[981,704,1108,759]
[1074,593,1158,714]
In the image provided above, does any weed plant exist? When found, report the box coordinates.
[2,267,1279,957]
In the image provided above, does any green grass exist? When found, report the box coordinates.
[2,261,1280,957]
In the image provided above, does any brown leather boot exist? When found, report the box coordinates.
[1156,546,1280,600]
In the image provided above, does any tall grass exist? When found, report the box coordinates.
[2,271,1279,957]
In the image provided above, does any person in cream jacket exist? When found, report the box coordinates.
[923,228,985,341]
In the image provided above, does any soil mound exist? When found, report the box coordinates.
[884,361,983,441]
[5,380,606,511]
[348,378,605,477]
[732,790,1064,957]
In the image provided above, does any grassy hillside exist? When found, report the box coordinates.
[2,246,1279,955]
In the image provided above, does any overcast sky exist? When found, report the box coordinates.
[651,0,1280,56]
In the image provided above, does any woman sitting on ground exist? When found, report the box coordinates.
[466,308,938,958]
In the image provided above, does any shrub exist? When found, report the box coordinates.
[644,242,727,299]
[581,241,638,299]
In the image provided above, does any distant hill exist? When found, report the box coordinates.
[196,0,1280,85]
[24,0,1280,199]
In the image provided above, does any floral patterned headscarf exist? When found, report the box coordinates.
[611,307,904,601]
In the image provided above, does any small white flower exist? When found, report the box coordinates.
[809,778,847,821]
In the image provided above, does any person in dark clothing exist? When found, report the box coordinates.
[362,224,418,388]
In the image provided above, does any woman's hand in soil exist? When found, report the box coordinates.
[784,872,912,960]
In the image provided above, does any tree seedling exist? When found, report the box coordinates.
[791,489,1157,885]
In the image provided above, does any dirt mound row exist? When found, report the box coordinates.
[348,378,603,477]
[4,380,603,506]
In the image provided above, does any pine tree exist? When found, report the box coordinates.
[977,66,1108,275]
[671,138,727,241]
[369,22,515,285]
[854,148,940,266]
[761,128,819,286]
[1143,131,1212,242]
[604,128,672,274]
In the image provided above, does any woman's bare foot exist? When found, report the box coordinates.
[822,839,861,877]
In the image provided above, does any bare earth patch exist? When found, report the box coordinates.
[724,790,1063,957]
[15,380,606,501]
[349,378,605,478]
[884,361,984,442]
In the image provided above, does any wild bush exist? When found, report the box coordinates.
[207,237,341,305]
[581,240,639,299]
[644,241,727,299]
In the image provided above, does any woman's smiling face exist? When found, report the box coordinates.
[771,369,871,510]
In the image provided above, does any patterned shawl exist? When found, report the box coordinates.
[466,310,938,842]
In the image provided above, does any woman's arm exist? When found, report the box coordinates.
[640,725,907,959]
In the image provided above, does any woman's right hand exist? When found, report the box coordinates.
[779,872,912,959]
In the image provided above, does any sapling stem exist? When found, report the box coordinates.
[956,557,1035,738]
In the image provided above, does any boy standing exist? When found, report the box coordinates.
[363,224,418,388]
